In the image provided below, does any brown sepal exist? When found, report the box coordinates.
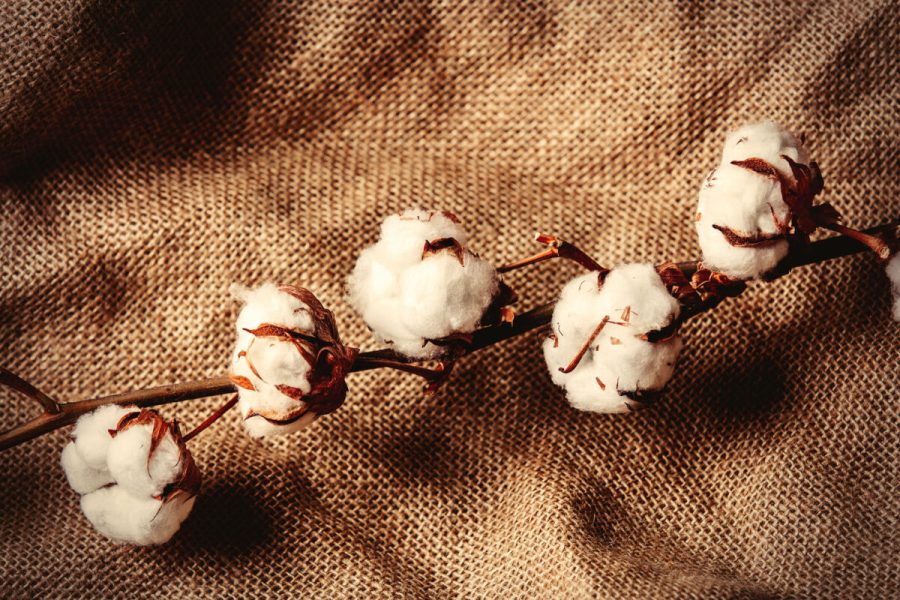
[480,280,518,327]
[731,157,781,181]
[229,374,257,391]
[422,237,466,266]
[711,224,785,248]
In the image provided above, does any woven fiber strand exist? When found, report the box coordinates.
[1,0,898,597]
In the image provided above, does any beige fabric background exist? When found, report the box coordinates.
[1,1,898,597]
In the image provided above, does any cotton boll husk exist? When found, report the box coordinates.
[61,442,115,495]
[721,120,808,177]
[543,264,682,413]
[886,253,900,321]
[105,423,183,498]
[80,485,196,545]
[242,410,318,439]
[696,162,790,279]
[71,405,136,470]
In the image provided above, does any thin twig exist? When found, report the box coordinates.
[352,356,446,380]
[498,233,609,274]
[559,316,610,374]
[0,223,894,452]
[0,367,60,414]
[182,395,239,443]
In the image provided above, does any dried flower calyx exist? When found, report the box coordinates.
[231,283,358,438]
[543,264,683,413]
[347,209,512,359]
[654,262,746,330]
[60,405,199,545]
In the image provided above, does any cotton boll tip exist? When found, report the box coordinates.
[721,121,808,174]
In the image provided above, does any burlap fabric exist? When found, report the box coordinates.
[1,1,897,597]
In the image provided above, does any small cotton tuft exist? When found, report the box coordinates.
[886,253,900,321]
[61,406,200,545]
[347,209,501,358]
[696,121,807,279]
[542,264,682,413]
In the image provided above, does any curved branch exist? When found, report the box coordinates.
[0,367,60,414]
[1,222,894,452]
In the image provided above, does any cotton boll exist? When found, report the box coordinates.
[106,422,183,498]
[62,407,201,545]
[231,284,317,435]
[543,264,682,413]
[70,404,135,470]
[696,163,791,278]
[80,485,196,545]
[347,209,502,359]
[721,120,808,177]
[886,253,900,321]
[61,442,115,495]
[231,283,355,436]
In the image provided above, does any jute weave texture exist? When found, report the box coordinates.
[1,1,897,597]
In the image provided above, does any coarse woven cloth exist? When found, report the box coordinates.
[1,1,898,598]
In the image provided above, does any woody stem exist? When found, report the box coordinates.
[0,222,893,451]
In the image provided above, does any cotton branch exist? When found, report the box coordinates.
[0,223,894,451]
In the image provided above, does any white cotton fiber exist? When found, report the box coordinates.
[107,423,183,498]
[542,264,682,413]
[696,121,807,279]
[231,283,318,437]
[886,253,900,322]
[80,485,196,546]
[70,404,134,470]
[61,442,115,495]
[347,209,500,358]
[61,406,199,545]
